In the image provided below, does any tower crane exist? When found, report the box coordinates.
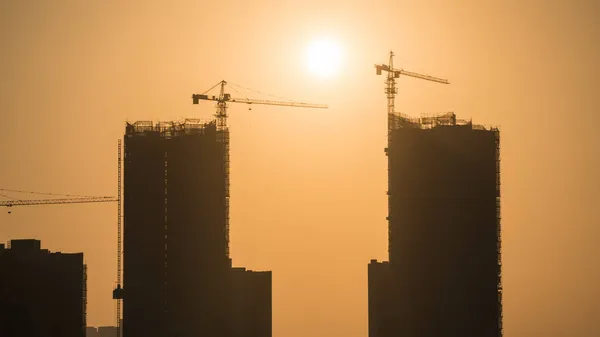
[375,51,449,131]
[0,191,116,214]
[192,80,328,132]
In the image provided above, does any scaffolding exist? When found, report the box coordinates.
[388,112,498,131]
[83,264,88,334]
[126,119,216,136]
[221,127,230,257]
[496,130,503,337]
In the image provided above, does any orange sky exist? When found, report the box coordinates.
[1,1,599,337]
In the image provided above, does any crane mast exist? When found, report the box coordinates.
[115,139,123,337]
[387,51,396,117]
[216,80,228,132]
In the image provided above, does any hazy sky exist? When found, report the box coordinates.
[1,1,599,337]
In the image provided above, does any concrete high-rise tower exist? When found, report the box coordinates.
[123,119,271,337]
[369,112,502,337]
[123,120,230,337]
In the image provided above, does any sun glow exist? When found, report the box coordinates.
[306,38,342,78]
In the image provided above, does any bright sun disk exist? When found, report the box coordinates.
[306,39,342,78]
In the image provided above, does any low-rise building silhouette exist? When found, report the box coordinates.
[230,267,272,337]
[0,239,86,337]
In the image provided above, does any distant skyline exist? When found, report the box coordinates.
[1,1,599,337]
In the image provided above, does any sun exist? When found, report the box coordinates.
[306,38,342,78]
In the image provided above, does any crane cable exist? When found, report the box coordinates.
[0,188,101,199]
[199,80,299,106]
[226,83,249,100]
[200,81,224,95]
[227,81,295,103]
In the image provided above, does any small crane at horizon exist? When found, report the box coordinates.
[0,189,116,214]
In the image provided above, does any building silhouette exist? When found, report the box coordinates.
[123,119,271,337]
[230,268,272,337]
[0,239,86,337]
[369,112,502,337]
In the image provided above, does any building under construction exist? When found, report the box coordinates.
[123,119,271,337]
[368,112,502,337]
[0,239,87,337]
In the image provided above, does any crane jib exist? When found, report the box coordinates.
[0,197,117,207]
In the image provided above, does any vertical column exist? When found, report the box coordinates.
[164,147,168,320]
[495,130,503,337]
